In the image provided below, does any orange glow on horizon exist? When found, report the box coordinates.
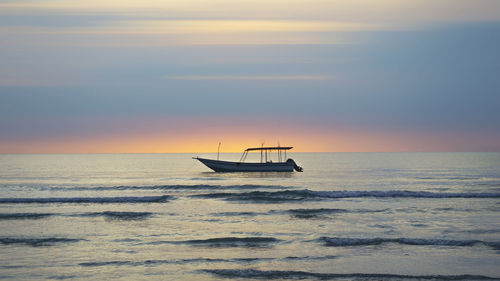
[2,122,497,153]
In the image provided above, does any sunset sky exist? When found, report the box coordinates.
[1,0,499,153]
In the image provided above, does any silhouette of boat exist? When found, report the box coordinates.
[193,146,303,172]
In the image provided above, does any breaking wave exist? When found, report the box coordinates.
[0,195,173,204]
[151,237,280,248]
[210,211,267,217]
[79,256,337,267]
[190,190,320,202]
[78,212,153,220]
[79,257,271,267]
[0,212,154,220]
[211,208,389,218]
[312,190,500,199]
[80,261,138,267]
[202,269,497,280]
[0,237,84,247]
[318,237,500,250]
[191,189,500,202]
[287,208,388,218]
[0,213,54,220]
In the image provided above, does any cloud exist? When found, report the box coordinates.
[0,18,379,46]
[0,20,388,34]
[1,0,499,23]
[106,20,385,34]
[0,19,383,47]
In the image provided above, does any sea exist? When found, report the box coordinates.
[0,152,499,280]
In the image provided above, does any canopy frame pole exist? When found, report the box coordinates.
[239,151,248,162]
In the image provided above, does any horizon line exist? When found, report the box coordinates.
[1,151,498,155]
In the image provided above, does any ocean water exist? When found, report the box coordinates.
[0,152,499,280]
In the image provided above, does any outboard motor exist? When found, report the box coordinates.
[286,159,303,172]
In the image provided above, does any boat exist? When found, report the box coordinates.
[193,146,303,172]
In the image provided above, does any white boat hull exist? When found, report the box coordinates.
[194,157,295,172]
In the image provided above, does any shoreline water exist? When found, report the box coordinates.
[1,153,499,280]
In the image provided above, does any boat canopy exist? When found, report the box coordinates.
[245,146,293,151]
[240,146,293,163]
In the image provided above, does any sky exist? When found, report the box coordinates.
[0,0,499,153]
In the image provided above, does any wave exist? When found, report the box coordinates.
[202,269,497,280]
[47,275,78,280]
[415,176,482,181]
[80,261,136,267]
[311,190,500,199]
[46,184,290,191]
[463,229,500,235]
[191,190,320,202]
[288,208,349,217]
[287,208,388,218]
[212,208,388,218]
[191,189,500,202]
[284,255,340,261]
[79,256,339,268]
[433,207,476,212]
[189,177,226,181]
[79,257,271,267]
[0,237,83,247]
[152,237,280,248]
[0,213,54,220]
[0,212,154,220]
[78,211,153,220]
[318,237,500,250]
[210,211,266,217]
[0,195,173,204]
